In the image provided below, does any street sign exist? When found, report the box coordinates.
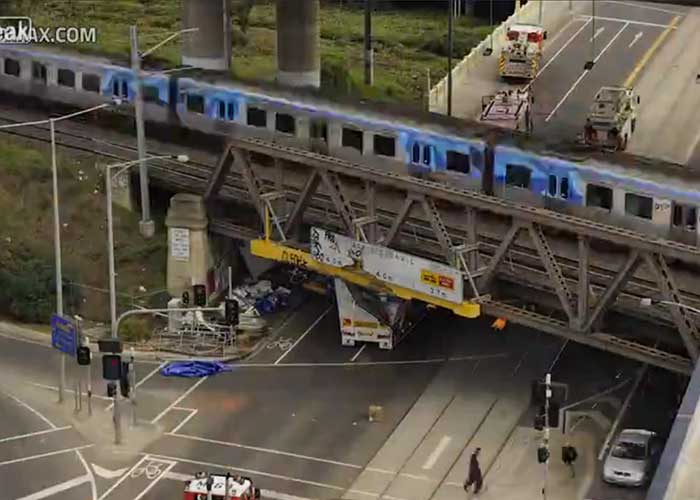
[51,314,77,357]
[170,228,190,261]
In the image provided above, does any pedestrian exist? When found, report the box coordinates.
[562,443,578,478]
[464,447,484,494]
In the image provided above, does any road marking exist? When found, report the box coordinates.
[624,15,681,88]
[29,381,112,401]
[133,461,176,500]
[75,450,97,500]
[589,27,605,42]
[167,432,362,469]
[151,376,209,424]
[351,344,366,362]
[171,408,198,434]
[105,361,165,411]
[529,18,592,85]
[600,0,687,16]
[92,463,129,479]
[628,31,643,48]
[97,455,150,500]
[0,425,71,443]
[0,444,93,466]
[546,22,629,122]
[240,352,509,368]
[274,306,332,365]
[422,436,453,470]
[576,14,678,29]
[14,474,90,500]
[3,392,57,429]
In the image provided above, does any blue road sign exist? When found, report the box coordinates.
[51,314,77,357]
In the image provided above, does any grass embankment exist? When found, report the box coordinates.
[29,0,491,105]
[0,135,166,339]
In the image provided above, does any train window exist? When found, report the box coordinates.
[342,127,363,152]
[625,193,652,220]
[423,145,431,165]
[310,120,327,141]
[412,143,420,163]
[373,134,395,157]
[247,107,267,128]
[560,178,569,199]
[142,85,161,103]
[4,58,20,77]
[82,73,100,92]
[112,79,128,98]
[275,113,296,135]
[672,203,697,230]
[548,175,557,196]
[186,94,205,114]
[505,164,531,188]
[586,184,612,210]
[447,151,470,173]
[57,69,75,88]
[31,62,47,83]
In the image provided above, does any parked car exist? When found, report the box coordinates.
[603,429,661,487]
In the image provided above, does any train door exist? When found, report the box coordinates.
[213,98,236,121]
[410,142,434,170]
[111,75,129,100]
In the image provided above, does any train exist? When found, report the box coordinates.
[0,45,698,246]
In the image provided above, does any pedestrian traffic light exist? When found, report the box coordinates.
[119,361,130,398]
[225,298,239,326]
[534,411,545,431]
[107,382,117,398]
[102,354,121,380]
[77,346,91,366]
[537,445,550,463]
[193,284,206,307]
[182,290,190,306]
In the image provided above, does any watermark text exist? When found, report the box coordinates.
[0,17,97,45]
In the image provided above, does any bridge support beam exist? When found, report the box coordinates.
[182,0,231,71]
[276,0,321,88]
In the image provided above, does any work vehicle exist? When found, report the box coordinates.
[498,23,546,80]
[602,429,661,487]
[182,472,261,500]
[480,88,534,133]
[583,86,639,151]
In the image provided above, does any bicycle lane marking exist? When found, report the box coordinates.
[274,306,332,365]
[98,455,176,500]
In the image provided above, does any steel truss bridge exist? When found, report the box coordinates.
[145,137,700,375]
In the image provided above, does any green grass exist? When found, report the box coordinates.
[25,0,492,105]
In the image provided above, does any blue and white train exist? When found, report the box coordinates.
[0,45,698,246]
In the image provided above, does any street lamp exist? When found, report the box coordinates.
[584,0,596,70]
[104,154,189,338]
[640,298,700,315]
[130,26,198,239]
[0,102,115,404]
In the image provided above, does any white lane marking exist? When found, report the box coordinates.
[167,432,362,469]
[545,22,629,122]
[531,18,592,82]
[171,408,198,434]
[4,392,57,429]
[105,362,165,411]
[422,436,453,470]
[351,344,366,362]
[0,444,93,467]
[14,475,90,500]
[628,31,644,48]
[149,452,347,491]
[0,425,71,444]
[75,449,97,500]
[600,0,687,15]
[92,464,129,479]
[589,27,605,42]
[164,471,193,481]
[274,306,332,365]
[576,14,676,29]
[242,352,509,368]
[445,481,464,488]
[29,381,112,401]
[133,461,176,500]
[151,376,209,424]
[97,455,150,500]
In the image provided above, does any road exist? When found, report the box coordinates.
[0,294,685,500]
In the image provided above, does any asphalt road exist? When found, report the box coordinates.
[0,295,686,500]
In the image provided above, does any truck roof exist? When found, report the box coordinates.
[589,87,632,118]
[509,23,545,33]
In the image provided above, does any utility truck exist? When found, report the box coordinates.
[499,23,546,80]
[480,88,534,133]
[583,86,639,151]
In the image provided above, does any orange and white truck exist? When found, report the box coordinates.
[182,472,261,500]
[499,23,547,80]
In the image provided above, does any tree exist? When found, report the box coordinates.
[232,0,255,34]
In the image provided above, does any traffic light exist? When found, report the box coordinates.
[77,346,91,366]
[107,382,117,398]
[548,403,560,428]
[102,354,122,380]
[119,361,130,398]
[182,290,190,306]
[531,380,567,406]
[537,445,550,463]
[534,411,545,431]
[225,298,239,326]
[193,284,206,307]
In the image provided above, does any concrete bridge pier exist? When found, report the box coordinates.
[182,0,231,71]
[276,0,320,88]
[165,194,213,299]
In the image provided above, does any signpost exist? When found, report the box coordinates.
[51,314,77,357]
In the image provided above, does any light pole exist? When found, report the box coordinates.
[585,0,596,70]
[0,102,113,404]
[447,0,454,117]
[105,155,189,338]
[130,26,198,239]
[364,0,373,85]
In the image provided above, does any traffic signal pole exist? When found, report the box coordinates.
[543,372,551,500]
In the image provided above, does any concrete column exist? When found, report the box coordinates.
[111,170,133,212]
[182,0,231,71]
[165,194,211,298]
[276,0,320,88]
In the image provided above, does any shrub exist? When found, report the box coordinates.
[119,316,152,342]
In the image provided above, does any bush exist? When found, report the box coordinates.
[119,316,152,342]
[0,257,56,323]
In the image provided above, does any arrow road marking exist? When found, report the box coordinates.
[92,463,129,479]
[628,31,644,48]
[589,27,605,42]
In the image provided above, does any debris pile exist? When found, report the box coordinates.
[233,280,291,315]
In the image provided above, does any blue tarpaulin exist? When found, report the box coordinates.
[160,361,232,378]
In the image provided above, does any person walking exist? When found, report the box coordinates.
[464,447,484,494]
[562,443,578,478]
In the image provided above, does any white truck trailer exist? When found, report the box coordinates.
[480,88,534,134]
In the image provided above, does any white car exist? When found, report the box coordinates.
[603,429,661,487]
